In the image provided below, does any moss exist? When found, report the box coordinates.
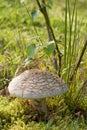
[0,96,87,130]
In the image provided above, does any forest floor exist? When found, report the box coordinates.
[0,0,87,129]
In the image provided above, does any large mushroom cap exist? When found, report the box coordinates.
[8,69,68,99]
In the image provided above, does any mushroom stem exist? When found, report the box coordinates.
[30,99,48,115]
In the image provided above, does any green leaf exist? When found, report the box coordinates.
[31,9,39,19]
[43,43,55,56]
[26,44,36,59]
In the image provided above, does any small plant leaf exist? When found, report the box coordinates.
[43,43,55,56]
[26,44,36,59]
[31,9,39,19]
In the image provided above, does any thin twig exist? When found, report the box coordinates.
[36,0,62,76]
[70,40,87,82]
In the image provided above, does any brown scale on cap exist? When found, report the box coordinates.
[8,69,68,99]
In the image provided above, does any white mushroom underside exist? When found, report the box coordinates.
[8,69,68,99]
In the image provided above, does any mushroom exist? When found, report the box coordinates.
[8,69,68,114]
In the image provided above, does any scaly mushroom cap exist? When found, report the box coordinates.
[8,69,68,99]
